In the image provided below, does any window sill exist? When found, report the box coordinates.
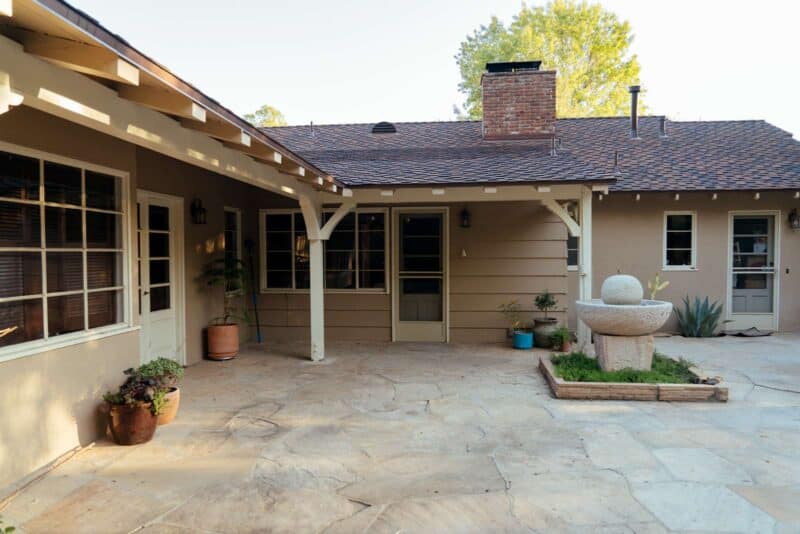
[0,324,140,365]
[661,266,698,272]
[567,265,579,272]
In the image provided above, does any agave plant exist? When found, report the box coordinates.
[674,296,725,337]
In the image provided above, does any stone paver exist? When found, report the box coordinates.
[1,334,799,533]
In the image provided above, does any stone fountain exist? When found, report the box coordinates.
[575,275,672,371]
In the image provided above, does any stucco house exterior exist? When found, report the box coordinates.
[1,0,798,491]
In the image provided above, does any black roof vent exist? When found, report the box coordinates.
[371,121,397,134]
[486,61,542,73]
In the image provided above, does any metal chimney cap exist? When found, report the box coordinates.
[629,85,641,93]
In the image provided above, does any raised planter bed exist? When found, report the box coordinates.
[539,355,728,402]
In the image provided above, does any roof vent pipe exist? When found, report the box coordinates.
[659,116,668,137]
[629,85,640,139]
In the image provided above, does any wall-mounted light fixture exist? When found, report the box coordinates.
[789,208,800,231]
[460,206,471,228]
[190,197,207,225]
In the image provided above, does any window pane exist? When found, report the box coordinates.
[46,252,84,292]
[150,286,170,311]
[734,218,768,235]
[360,270,385,289]
[0,201,41,247]
[666,231,692,249]
[0,300,44,347]
[295,269,309,289]
[266,213,291,231]
[88,252,122,289]
[266,232,292,251]
[358,212,384,231]
[48,294,85,336]
[88,289,122,328]
[293,212,306,232]
[0,151,39,200]
[85,171,120,211]
[266,270,291,288]
[149,233,169,257]
[359,250,385,271]
[361,231,385,250]
[326,270,355,289]
[45,207,82,248]
[326,250,355,271]
[327,216,355,250]
[44,162,81,205]
[266,251,291,271]
[87,212,121,248]
[666,249,692,266]
[149,205,169,231]
[567,249,578,267]
[150,259,169,285]
[294,235,309,272]
[667,214,692,231]
[0,252,42,298]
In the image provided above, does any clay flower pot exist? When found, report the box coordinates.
[108,403,157,445]
[157,387,180,425]
[207,323,239,360]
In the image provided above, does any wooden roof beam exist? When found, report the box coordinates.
[222,140,281,166]
[279,161,305,178]
[181,117,251,146]
[118,85,205,122]
[19,30,139,86]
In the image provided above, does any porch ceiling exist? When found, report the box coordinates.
[0,0,344,197]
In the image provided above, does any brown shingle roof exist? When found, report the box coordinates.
[265,117,800,191]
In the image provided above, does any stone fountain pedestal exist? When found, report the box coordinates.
[594,333,654,371]
[576,274,673,372]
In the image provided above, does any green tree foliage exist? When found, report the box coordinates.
[244,104,287,127]
[456,0,643,119]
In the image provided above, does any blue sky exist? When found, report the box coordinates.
[71,0,800,136]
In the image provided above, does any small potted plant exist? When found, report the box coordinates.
[550,326,573,353]
[103,368,166,445]
[203,256,249,360]
[499,299,533,349]
[138,357,184,425]
[533,290,559,348]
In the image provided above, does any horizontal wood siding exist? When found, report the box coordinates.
[450,202,567,343]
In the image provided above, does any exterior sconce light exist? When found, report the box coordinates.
[460,207,471,228]
[190,197,207,225]
[789,208,800,230]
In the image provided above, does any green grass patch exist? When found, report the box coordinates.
[551,352,695,384]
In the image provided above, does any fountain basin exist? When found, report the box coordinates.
[576,299,673,336]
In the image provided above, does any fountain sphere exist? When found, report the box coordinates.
[600,274,644,305]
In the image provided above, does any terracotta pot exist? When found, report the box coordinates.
[207,323,239,360]
[559,340,573,353]
[533,318,558,348]
[108,403,157,445]
[157,387,180,425]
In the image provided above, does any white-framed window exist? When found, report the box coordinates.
[223,207,242,294]
[663,211,697,270]
[566,202,579,270]
[259,208,388,292]
[0,144,130,358]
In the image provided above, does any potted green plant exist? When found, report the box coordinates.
[103,368,166,445]
[549,326,574,353]
[138,357,184,425]
[499,299,533,349]
[203,257,249,360]
[533,290,559,348]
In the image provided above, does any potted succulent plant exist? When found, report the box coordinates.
[103,368,166,445]
[533,290,559,348]
[499,299,533,349]
[138,357,185,425]
[549,326,574,353]
[203,257,249,360]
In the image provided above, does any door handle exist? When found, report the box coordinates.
[143,291,150,296]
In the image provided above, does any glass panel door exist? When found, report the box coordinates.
[729,214,776,330]
[394,210,447,342]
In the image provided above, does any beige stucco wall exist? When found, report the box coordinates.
[568,191,800,332]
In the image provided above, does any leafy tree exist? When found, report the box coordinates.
[456,0,643,119]
[244,104,287,127]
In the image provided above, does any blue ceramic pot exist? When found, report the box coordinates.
[512,331,534,350]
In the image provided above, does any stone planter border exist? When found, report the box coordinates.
[539,355,728,402]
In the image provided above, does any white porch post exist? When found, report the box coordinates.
[298,195,356,361]
[577,186,593,349]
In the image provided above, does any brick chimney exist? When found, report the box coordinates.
[481,61,556,140]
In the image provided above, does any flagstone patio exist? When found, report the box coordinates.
[2,335,799,533]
